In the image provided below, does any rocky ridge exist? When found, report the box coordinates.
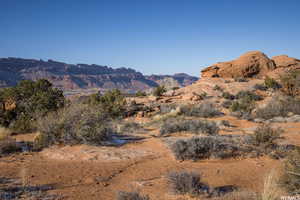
[0,57,198,93]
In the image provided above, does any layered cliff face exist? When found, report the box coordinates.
[0,58,198,93]
[201,51,300,78]
[146,73,198,89]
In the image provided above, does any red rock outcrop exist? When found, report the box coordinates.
[201,51,276,78]
[272,55,300,69]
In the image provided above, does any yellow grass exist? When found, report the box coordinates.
[0,126,12,141]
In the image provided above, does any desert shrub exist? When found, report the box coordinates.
[171,136,242,161]
[119,121,143,133]
[220,191,259,200]
[251,124,282,146]
[117,191,150,200]
[229,91,261,118]
[222,100,233,109]
[0,135,20,154]
[35,103,114,148]
[0,127,12,140]
[281,148,300,194]
[234,77,248,82]
[222,92,235,100]
[153,85,166,97]
[264,76,281,90]
[87,89,126,118]
[180,102,221,118]
[213,85,223,92]
[280,70,300,97]
[199,92,208,99]
[254,83,268,91]
[135,91,147,97]
[159,104,177,114]
[235,90,262,101]
[255,96,300,119]
[0,79,65,132]
[160,118,219,136]
[230,97,255,114]
[168,171,209,197]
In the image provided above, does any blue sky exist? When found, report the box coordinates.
[0,0,299,76]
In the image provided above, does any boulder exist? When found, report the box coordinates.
[286,115,300,123]
[272,55,300,68]
[201,51,276,78]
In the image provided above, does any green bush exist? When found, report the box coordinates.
[213,85,223,91]
[230,98,255,113]
[235,90,262,101]
[222,92,235,100]
[0,79,65,132]
[264,76,281,90]
[87,89,126,118]
[229,91,261,118]
[35,103,114,148]
[135,91,147,97]
[280,70,300,97]
[153,85,166,97]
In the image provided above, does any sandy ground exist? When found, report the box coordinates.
[1,115,299,200]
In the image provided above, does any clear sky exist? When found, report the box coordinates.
[0,0,299,76]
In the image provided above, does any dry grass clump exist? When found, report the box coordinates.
[170,136,242,161]
[35,103,114,148]
[119,121,143,134]
[0,126,12,140]
[280,69,300,97]
[117,191,150,200]
[261,170,280,200]
[235,90,262,101]
[170,125,290,161]
[0,128,20,155]
[167,171,209,197]
[160,118,219,136]
[218,191,258,200]
[281,148,300,195]
[251,124,282,146]
[255,96,300,120]
[180,102,222,118]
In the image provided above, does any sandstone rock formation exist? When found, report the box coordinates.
[201,51,279,78]
[272,55,300,69]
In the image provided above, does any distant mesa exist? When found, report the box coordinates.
[201,51,300,78]
[0,57,198,93]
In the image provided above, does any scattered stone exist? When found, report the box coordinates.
[254,118,265,123]
[286,115,300,123]
[267,116,286,123]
